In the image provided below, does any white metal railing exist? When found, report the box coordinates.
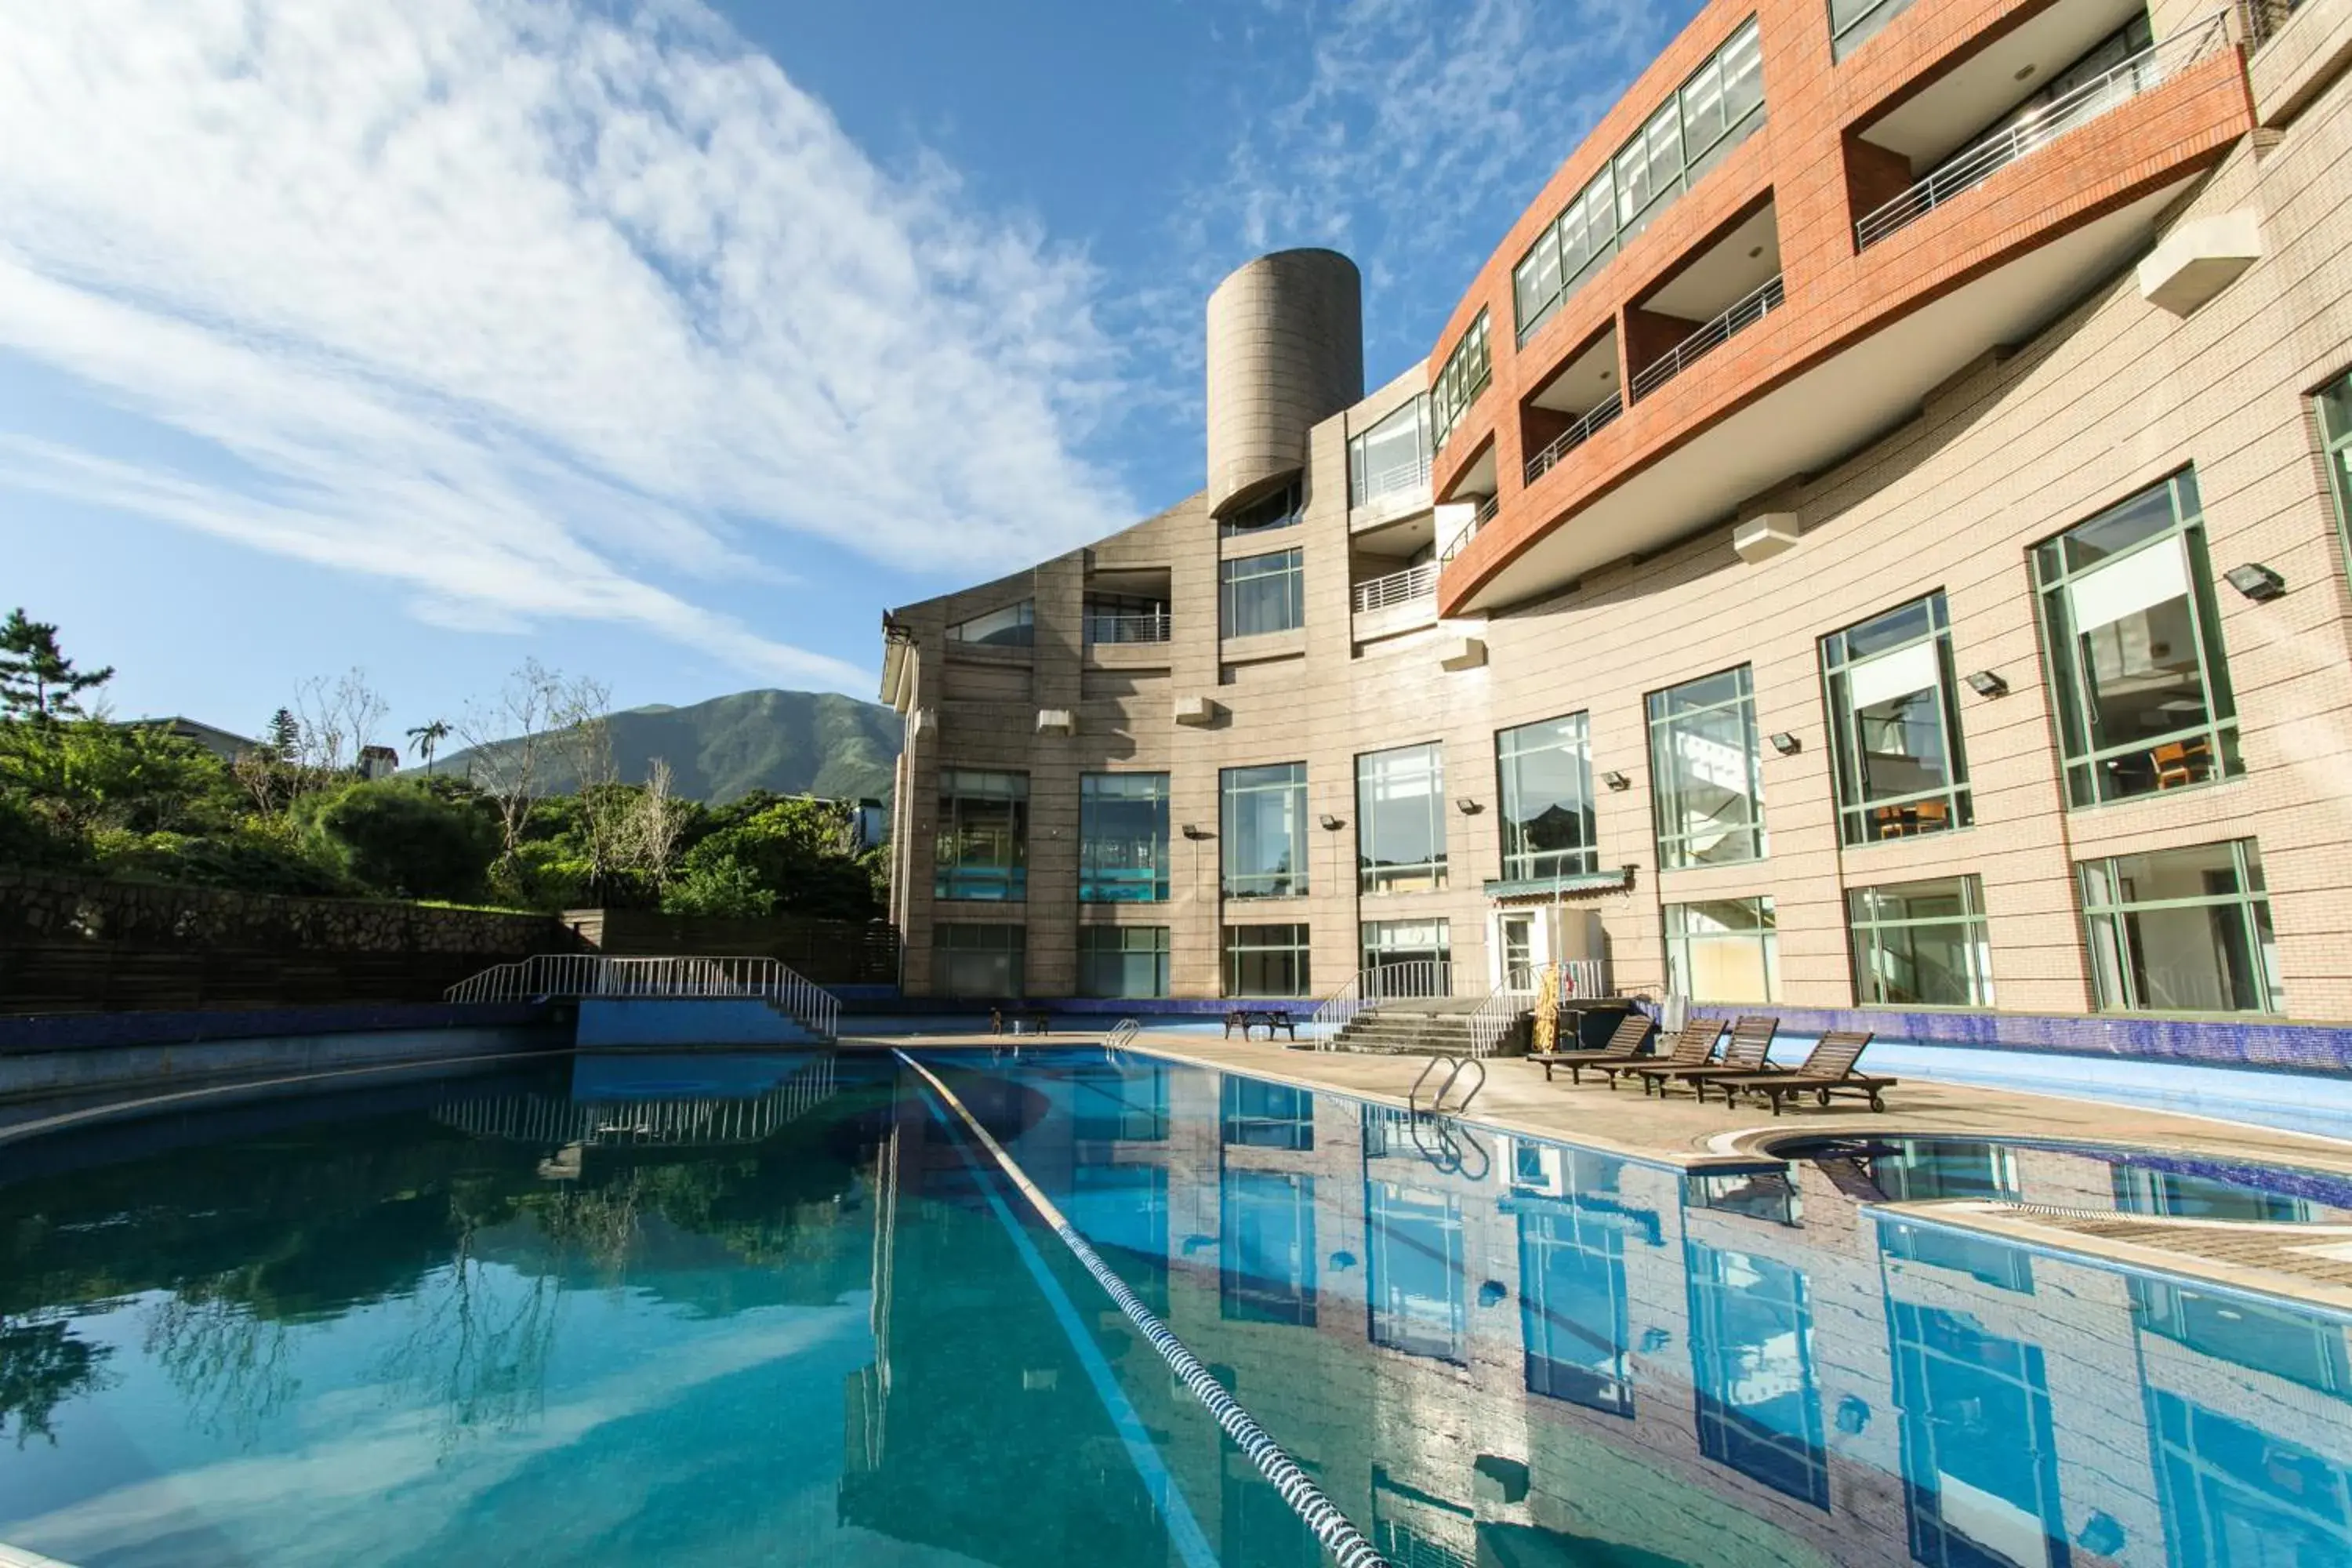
[1629,274,1785,402]
[447,953,841,1041]
[1103,1018,1142,1057]
[1465,960,1617,1058]
[1356,455,1432,508]
[1084,612,1171,645]
[436,1055,839,1147]
[1438,495,1501,565]
[1352,561,1439,614]
[1855,13,2234,249]
[1308,960,1457,1046]
[1523,394,1624,485]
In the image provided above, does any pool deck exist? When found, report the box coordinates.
[854,1029,2352,1316]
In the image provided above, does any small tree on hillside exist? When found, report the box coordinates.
[455,659,572,867]
[0,610,114,721]
[406,719,451,775]
[628,758,692,890]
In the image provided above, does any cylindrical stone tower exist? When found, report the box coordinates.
[1204,249,1364,517]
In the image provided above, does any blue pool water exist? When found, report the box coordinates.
[4,1046,2351,1566]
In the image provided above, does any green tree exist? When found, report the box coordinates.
[406,719,451,774]
[660,851,778,917]
[673,796,878,920]
[0,610,114,721]
[301,779,501,900]
[264,708,302,760]
[0,718,235,840]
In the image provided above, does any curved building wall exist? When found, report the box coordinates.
[1205,249,1364,516]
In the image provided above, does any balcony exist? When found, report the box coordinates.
[1352,561,1438,615]
[1628,274,1784,401]
[1857,14,2234,249]
[1524,396,1624,485]
[1083,612,1171,645]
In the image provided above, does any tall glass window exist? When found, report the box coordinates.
[1221,1169,1316,1325]
[1225,924,1312,997]
[1432,310,1490,448]
[932,923,1024,996]
[2322,370,2352,577]
[1367,1183,1466,1363]
[1496,713,1595,883]
[2034,471,2238,807]
[1828,0,1916,60]
[1821,592,1972,846]
[1890,1305,2067,1568]
[2079,839,2283,1014]
[1219,479,1303,539]
[1648,666,1766,868]
[1349,397,1431,508]
[1664,898,1780,1004]
[1221,763,1308,898]
[1686,1243,1830,1510]
[1077,926,1171,1000]
[1079,773,1169,902]
[1356,743,1446,893]
[1847,875,1994,1007]
[1518,1206,1632,1416]
[1219,549,1305,637]
[945,600,1033,648]
[933,769,1028,901]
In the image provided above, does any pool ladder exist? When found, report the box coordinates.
[1409,1051,1486,1117]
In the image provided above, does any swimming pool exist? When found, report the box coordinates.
[3,1046,2349,1566]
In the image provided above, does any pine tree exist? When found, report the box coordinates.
[0,609,114,721]
[266,707,302,760]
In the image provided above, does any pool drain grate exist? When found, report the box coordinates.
[898,1051,1394,1568]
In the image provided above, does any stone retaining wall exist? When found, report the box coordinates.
[0,868,569,953]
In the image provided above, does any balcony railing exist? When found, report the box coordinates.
[1439,494,1501,565]
[1629,274,1785,402]
[1084,612,1171,645]
[1352,561,1439,614]
[1855,13,2234,250]
[1523,394,1624,485]
[2238,0,2302,47]
[1355,455,1432,509]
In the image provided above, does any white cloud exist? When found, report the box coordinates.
[0,0,1139,694]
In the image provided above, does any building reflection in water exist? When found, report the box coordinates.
[851,1057,2352,1568]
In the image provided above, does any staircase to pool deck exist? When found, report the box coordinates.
[445,954,841,1044]
[1324,996,1492,1057]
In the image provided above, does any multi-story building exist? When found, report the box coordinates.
[881,0,2352,1052]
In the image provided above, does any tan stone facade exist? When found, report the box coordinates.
[883,1,2352,1032]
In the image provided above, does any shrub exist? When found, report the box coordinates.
[301,779,501,901]
[91,828,347,896]
[661,851,778,917]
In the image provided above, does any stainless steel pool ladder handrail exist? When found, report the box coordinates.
[1103,1018,1142,1059]
[1408,1052,1486,1116]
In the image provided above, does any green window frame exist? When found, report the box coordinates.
[2078,838,2283,1015]
[1664,897,1780,1004]
[2317,369,2352,581]
[1495,712,1596,883]
[1846,875,1994,1008]
[2031,470,2239,808]
[1079,772,1170,903]
[1221,763,1308,898]
[1077,925,1171,999]
[1225,923,1312,998]
[1356,742,1447,894]
[1432,310,1490,450]
[933,769,1028,902]
[1820,592,1972,848]
[1647,665,1766,869]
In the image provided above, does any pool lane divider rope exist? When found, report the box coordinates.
[896,1051,1395,1568]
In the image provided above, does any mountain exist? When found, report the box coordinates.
[438,689,900,804]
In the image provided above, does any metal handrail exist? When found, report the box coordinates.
[1356,455,1432,506]
[447,953,841,1041]
[1103,1018,1142,1057]
[2238,0,2299,46]
[1856,14,2234,250]
[1629,274,1785,402]
[1307,960,1457,1045]
[1084,612,1171,645]
[1523,394,1624,485]
[1438,495,1501,565]
[1464,960,1613,1058]
[1352,561,1439,614]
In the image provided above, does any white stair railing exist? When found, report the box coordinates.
[447,953,841,1041]
[1466,960,1616,1058]
[1308,961,1457,1047]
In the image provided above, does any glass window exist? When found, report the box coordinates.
[1225,923,1312,997]
[1356,742,1446,893]
[1497,713,1595,883]
[1222,1076,1316,1149]
[1080,773,1169,902]
[1615,101,1684,238]
[2079,838,2283,1014]
[1847,876,1994,1007]
[1083,592,1168,646]
[1664,898,1780,1004]
[1368,1183,1466,1363]
[2322,370,2352,579]
[1519,1206,1632,1416]
[1360,920,1451,992]
[933,769,1028,901]
[1513,225,1565,343]
[1348,397,1431,508]
[1821,592,1973,846]
[2033,471,2238,807]
[1077,926,1171,1000]
[1432,310,1490,449]
[1889,1305,2067,1568]
[1828,0,1915,60]
[1221,1169,1316,1325]
[1687,1243,1830,1510]
[1221,763,1308,898]
[1220,549,1305,638]
[2147,1389,2352,1567]
[932,923,1024,996]
[1648,666,1766,868]
[945,600,1033,648]
[1220,479,1303,539]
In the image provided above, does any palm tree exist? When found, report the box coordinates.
[407,719,452,775]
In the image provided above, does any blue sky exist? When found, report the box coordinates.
[0,0,1697,745]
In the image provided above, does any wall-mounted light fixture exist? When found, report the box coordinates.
[1768,732,1802,756]
[1964,670,2009,698]
[2225,562,2287,601]
[1180,823,1212,841]
[1602,770,1632,791]
[1319,813,1346,831]
[1454,797,1484,815]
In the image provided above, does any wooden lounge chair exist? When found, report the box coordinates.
[1700,1031,1895,1115]
[1592,1019,1723,1091]
[1631,1015,1777,1097]
[1529,1012,1653,1084]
